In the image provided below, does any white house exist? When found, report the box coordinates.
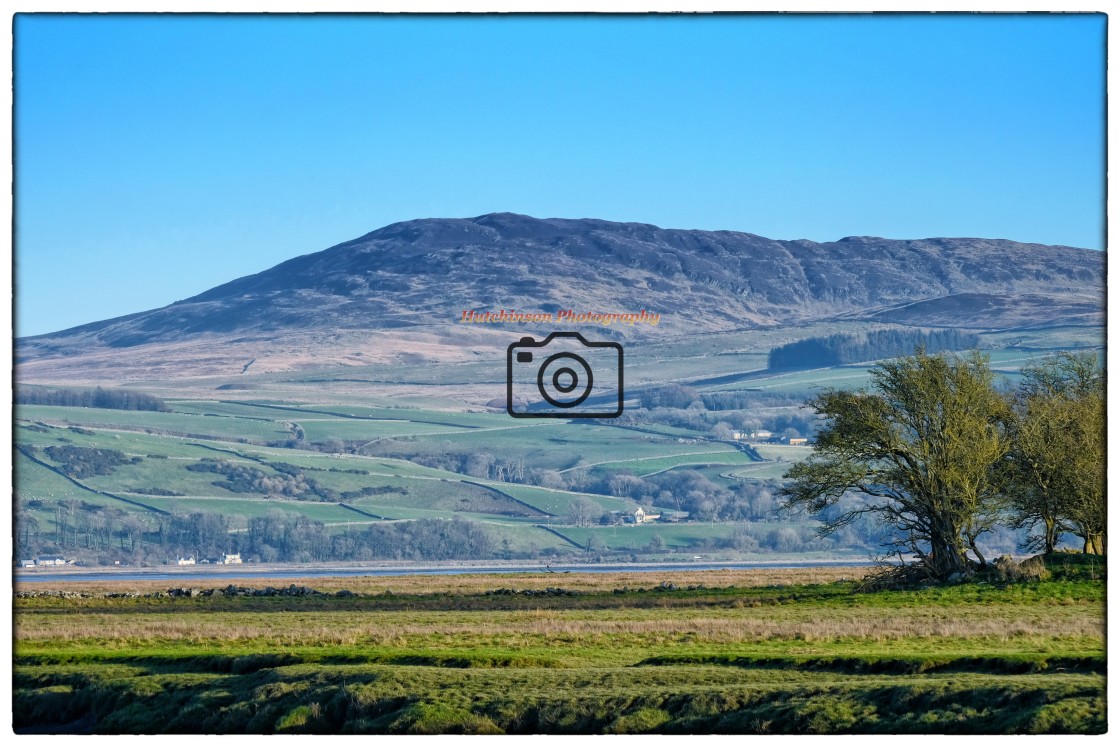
[35,556,67,566]
[177,557,196,566]
[628,508,662,524]
[624,508,645,524]
[221,553,243,565]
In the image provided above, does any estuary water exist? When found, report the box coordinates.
[15,558,872,584]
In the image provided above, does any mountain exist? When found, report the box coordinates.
[16,213,1104,381]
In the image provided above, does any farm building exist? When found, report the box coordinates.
[627,508,662,524]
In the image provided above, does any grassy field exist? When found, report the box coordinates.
[557,521,806,552]
[585,449,755,477]
[16,404,295,441]
[14,323,1103,565]
[12,558,1105,734]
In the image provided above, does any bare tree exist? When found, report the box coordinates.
[567,497,600,527]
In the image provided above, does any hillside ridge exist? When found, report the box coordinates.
[16,213,1104,380]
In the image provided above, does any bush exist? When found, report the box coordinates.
[990,555,1051,583]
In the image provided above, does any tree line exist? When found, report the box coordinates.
[768,329,981,370]
[245,514,496,563]
[16,386,168,412]
[15,504,499,564]
[781,349,1105,582]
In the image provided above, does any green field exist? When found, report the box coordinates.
[16,404,295,441]
[557,521,800,552]
[752,444,815,462]
[12,557,1106,734]
[14,323,1104,566]
[494,484,635,516]
[724,462,796,481]
[585,448,755,476]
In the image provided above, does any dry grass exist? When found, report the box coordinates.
[13,566,870,596]
[13,598,1103,646]
[14,567,1103,665]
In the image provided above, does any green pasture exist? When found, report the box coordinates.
[279,405,507,428]
[343,477,543,517]
[293,419,468,443]
[14,451,91,503]
[590,449,755,477]
[15,405,292,441]
[15,421,219,459]
[134,496,362,524]
[723,462,795,481]
[752,444,814,462]
[355,425,734,473]
[492,484,635,517]
[557,521,803,551]
[603,422,713,439]
[626,352,770,386]
[13,558,1106,733]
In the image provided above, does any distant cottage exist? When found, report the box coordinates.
[177,557,196,566]
[221,553,242,565]
[628,508,662,524]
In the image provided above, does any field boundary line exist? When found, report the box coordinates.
[16,446,170,516]
[462,480,554,517]
[534,523,585,549]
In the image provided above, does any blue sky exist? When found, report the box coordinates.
[14,13,1106,337]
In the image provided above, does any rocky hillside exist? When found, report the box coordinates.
[16,213,1104,380]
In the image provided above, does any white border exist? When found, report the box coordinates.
[2,3,1113,744]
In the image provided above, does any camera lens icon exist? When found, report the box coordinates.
[507,332,624,419]
[537,352,594,408]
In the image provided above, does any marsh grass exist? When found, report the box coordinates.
[12,565,1107,734]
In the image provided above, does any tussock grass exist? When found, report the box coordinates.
[13,565,1107,734]
[13,604,1104,646]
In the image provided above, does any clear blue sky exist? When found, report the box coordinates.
[14,13,1106,337]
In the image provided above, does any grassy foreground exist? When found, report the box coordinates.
[13,559,1106,734]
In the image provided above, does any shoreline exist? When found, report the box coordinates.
[14,556,876,584]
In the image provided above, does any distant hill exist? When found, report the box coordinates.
[16,213,1104,381]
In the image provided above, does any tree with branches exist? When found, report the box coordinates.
[781,349,1012,581]
[1008,352,1105,555]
